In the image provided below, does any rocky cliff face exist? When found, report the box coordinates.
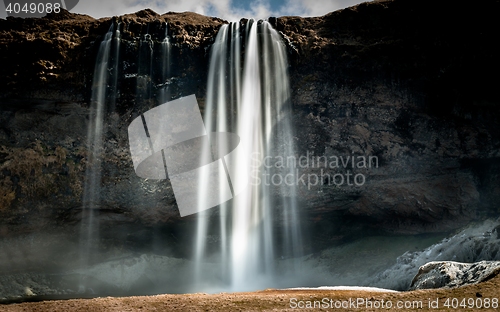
[276,0,500,239]
[0,0,499,260]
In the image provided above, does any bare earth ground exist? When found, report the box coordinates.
[2,274,500,311]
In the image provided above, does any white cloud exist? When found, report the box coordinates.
[278,0,369,17]
[71,0,367,20]
[71,0,272,21]
[0,2,7,19]
[0,0,368,20]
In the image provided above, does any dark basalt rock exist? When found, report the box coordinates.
[0,0,499,259]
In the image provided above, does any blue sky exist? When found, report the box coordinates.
[1,0,369,20]
[232,0,286,12]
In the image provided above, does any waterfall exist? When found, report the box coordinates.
[82,19,301,294]
[79,23,120,291]
[194,19,302,292]
[158,22,171,104]
[137,29,154,104]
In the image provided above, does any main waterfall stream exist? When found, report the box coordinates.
[193,19,302,292]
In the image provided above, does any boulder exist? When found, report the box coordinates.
[410,261,500,290]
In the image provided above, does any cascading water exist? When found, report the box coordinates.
[137,29,154,104]
[79,18,301,294]
[79,23,120,290]
[194,19,302,292]
[158,22,171,104]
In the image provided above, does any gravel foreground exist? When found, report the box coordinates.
[2,274,500,311]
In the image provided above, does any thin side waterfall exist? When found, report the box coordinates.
[137,29,154,104]
[158,22,171,104]
[79,23,120,291]
[109,23,121,111]
[194,19,302,292]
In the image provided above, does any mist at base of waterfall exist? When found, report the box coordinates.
[0,231,452,297]
[1,218,498,299]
